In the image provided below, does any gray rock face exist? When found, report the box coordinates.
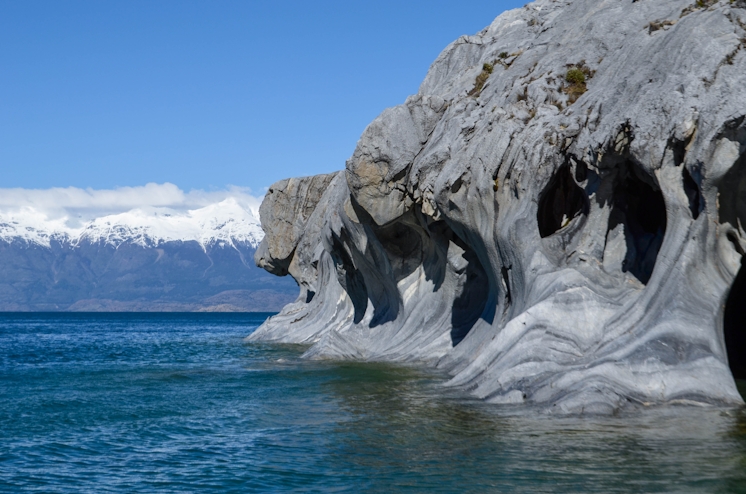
[250,0,746,413]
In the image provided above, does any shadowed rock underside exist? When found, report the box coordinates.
[250,0,746,413]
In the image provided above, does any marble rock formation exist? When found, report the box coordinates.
[250,0,746,413]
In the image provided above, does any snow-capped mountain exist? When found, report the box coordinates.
[0,198,264,249]
[0,198,297,312]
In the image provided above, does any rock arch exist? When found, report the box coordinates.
[606,161,667,285]
[537,163,588,238]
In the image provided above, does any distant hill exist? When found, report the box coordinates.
[0,198,297,311]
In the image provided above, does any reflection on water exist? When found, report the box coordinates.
[322,364,746,493]
[0,313,745,493]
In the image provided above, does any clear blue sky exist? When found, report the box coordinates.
[1,0,525,192]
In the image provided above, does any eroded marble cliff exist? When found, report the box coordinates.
[250,0,746,413]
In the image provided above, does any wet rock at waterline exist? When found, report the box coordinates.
[249,0,746,413]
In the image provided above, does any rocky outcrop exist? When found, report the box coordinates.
[250,0,746,413]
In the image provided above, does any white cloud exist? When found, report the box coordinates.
[0,183,264,228]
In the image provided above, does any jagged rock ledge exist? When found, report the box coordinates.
[249,0,746,413]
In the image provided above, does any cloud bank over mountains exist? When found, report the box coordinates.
[0,183,297,311]
[0,183,263,225]
[0,183,266,248]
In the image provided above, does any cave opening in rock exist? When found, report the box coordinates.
[718,145,746,229]
[724,258,746,381]
[714,125,746,385]
[330,236,369,324]
[376,219,423,283]
[607,162,667,284]
[448,232,490,346]
[537,163,588,238]
[367,210,491,345]
[682,166,703,220]
[388,216,491,346]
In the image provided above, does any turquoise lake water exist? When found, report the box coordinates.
[1,313,745,493]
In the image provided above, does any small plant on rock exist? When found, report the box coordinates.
[681,0,717,16]
[562,62,594,104]
[468,63,495,97]
[565,68,586,85]
[563,67,587,102]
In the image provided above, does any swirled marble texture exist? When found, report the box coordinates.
[249,0,746,413]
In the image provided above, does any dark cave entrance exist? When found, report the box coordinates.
[330,236,369,324]
[715,118,746,391]
[375,219,424,284]
[682,166,704,220]
[537,163,588,238]
[724,258,746,381]
[448,232,491,346]
[377,215,491,347]
[607,162,667,285]
[721,146,746,383]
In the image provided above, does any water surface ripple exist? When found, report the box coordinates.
[1,313,745,493]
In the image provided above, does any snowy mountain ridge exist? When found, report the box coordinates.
[0,197,264,249]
